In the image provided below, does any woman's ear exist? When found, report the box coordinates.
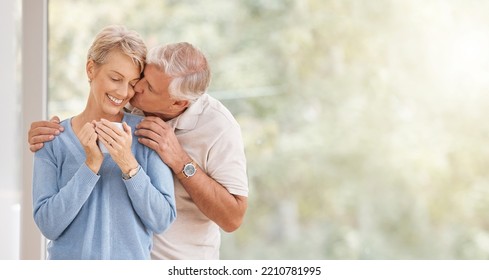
[86,60,95,82]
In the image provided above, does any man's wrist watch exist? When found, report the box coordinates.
[177,160,197,180]
[122,165,140,180]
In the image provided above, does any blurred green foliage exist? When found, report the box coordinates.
[49,0,489,259]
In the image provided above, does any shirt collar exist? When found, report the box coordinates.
[167,94,206,131]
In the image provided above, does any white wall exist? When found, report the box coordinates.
[0,0,47,260]
[0,0,21,260]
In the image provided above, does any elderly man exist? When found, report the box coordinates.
[28,42,248,260]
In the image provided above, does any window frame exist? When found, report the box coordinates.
[20,0,48,260]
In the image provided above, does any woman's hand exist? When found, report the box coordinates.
[79,121,103,173]
[96,119,139,174]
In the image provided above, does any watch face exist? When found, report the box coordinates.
[184,163,196,177]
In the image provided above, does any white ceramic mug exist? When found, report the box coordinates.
[98,122,123,153]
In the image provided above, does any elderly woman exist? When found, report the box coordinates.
[32,25,176,260]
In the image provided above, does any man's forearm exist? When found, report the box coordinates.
[178,166,247,232]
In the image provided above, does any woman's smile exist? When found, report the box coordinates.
[106,93,123,105]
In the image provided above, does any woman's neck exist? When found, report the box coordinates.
[71,108,124,135]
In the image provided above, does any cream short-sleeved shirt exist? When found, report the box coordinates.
[134,94,248,259]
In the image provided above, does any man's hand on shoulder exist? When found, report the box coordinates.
[135,116,186,171]
[28,116,64,152]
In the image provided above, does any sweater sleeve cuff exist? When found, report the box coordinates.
[79,163,101,185]
[122,167,146,190]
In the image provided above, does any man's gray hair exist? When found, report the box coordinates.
[146,42,211,101]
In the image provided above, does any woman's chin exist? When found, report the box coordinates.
[102,106,122,116]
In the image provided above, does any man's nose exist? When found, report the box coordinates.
[134,78,145,93]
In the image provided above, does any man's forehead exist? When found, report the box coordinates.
[145,64,170,79]
[145,63,161,72]
[144,64,158,72]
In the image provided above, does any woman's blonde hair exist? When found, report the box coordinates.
[87,25,146,74]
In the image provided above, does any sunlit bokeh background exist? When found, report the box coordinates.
[48,0,489,259]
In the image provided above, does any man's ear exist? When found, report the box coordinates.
[173,99,190,109]
[86,60,95,81]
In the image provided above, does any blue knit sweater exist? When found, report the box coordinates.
[32,112,176,259]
